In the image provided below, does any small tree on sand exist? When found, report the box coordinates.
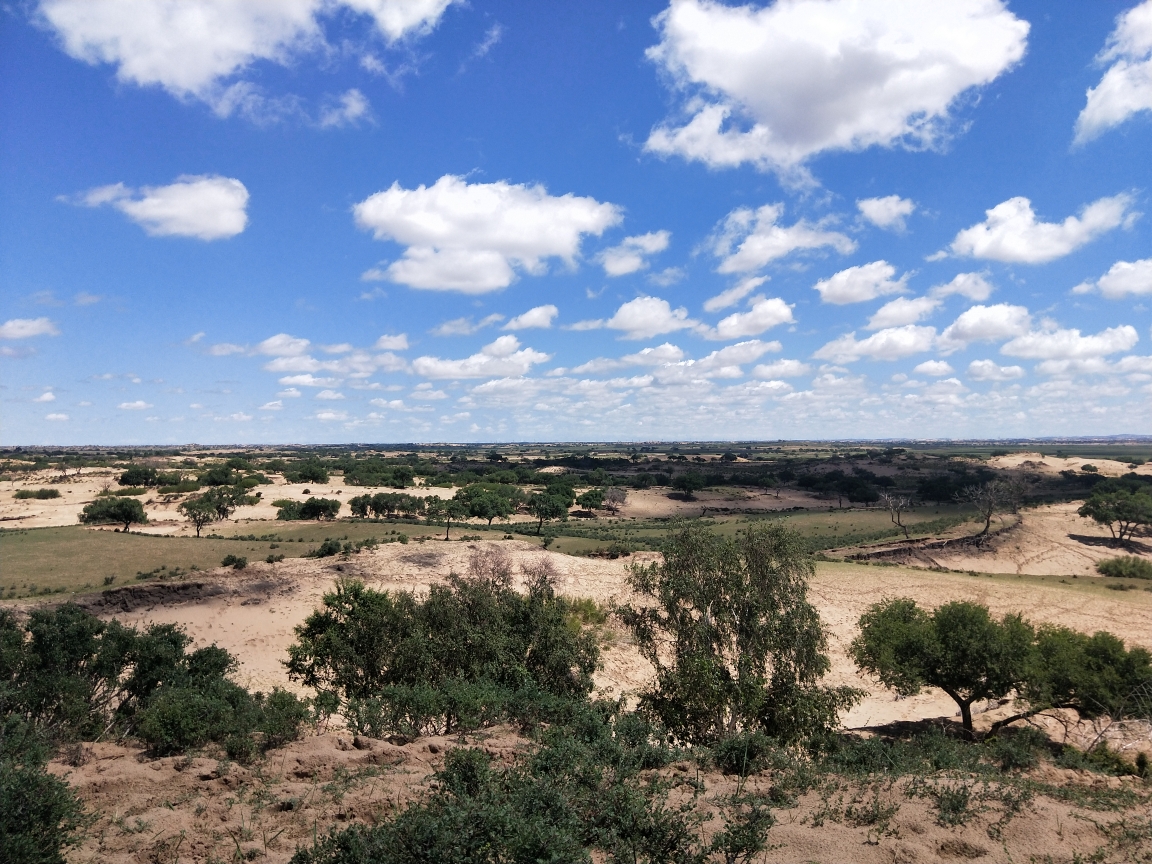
[851,598,1033,738]
[603,487,627,514]
[1078,489,1152,543]
[956,478,1020,535]
[880,492,911,539]
[79,497,147,532]
[617,522,860,745]
[178,495,220,537]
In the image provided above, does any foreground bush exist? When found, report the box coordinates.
[286,551,599,736]
[1097,555,1152,580]
[1,605,306,759]
[617,522,860,746]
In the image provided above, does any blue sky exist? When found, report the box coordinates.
[2,0,1150,444]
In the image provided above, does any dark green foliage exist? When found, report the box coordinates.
[291,703,770,864]
[0,718,85,864]
[78,496,148,531]
[199,464,238,487]
[1097,555,1152,580]
[221,554,247,570]
[671,471,706,499]
[575,488,604,511]
[177,494,220,536]
[1,605,305,763]
[342,459,413,488]
[285,569,599,736]
[527,492,570,534]
[712,730,775,776]
[1023,626,1152,720]
[346,492,426,518]
[1078,489,1152,542]
[118,465,158,487]
[851,598,1033,736]
[311,539,343,558]
[285,460,330,484]
[277,497,341,520]
[13,488,61,500]
[617,523,860,745]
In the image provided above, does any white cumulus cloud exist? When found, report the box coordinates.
[1075,0,1152,144]
[968,359,1025,381]
[315,389,345,400]
[319,88,370,128]
[937,303,1031,352]
[752,358,811,379]
[814,261,908,305]
[701,296,794,341]
[604,296,697,340]
[644,0,1028,177]
[1073,258,1152,298]
[504,305,559,330]
[73,175,248,240]
[929,272,995,301]
[857,196,916,231]
[32,391,56,403]
[868,296,940,329]
[946,194,1135,263]
[412,335,550,379]
[913,360,954,376]
[598,231,670,276]
[0,318,60,339]
[353,175,621,293]
[118,400,152,410]
[259,400,283,410]
[711,204,855,273]
[374,333,409,350]
[814,325,937,363]
[432,315,504,337]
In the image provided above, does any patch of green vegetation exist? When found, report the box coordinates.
[1098,555,1152,580]
[12,488,61,500]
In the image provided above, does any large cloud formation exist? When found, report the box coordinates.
[38,0,455,115]
[354,175,621,293]
[644,0,1028,177]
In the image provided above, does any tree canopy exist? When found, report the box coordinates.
[78,497,147,532]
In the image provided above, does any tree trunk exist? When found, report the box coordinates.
[959,700,974,738]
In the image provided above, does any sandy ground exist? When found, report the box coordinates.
[988,452,1151,478]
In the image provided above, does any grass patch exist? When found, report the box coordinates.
[12,488,61,500]
[1098,556,1152,580]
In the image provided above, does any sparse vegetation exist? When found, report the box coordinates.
[1097,555,1152,580]
[13,489,60,500]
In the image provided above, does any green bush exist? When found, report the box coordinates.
[118,465,157,487]
[285,461,329,484]
[286,563,599,736]
[1097,556,1152,580]
[311,539,342,559]
[0,718,86,864]
[221,554,247,570]
[78,496,147,531]
[13,489,60,500]
[712,730,775,776]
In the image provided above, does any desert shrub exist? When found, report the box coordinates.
[159,480,201,494]
[712,730,775,776]
[617,522,860,745]
[1097,556,1152,580]
[13,489,60,500]
[273,499,303,520]
[285,567,599,735]
[199,464,238,487]
[985,727,1049,771]
[1023,626,1152,720]
[311,539,343,558]
[0,717,85,864]
[118,465,157,487]
[220,554,247,570]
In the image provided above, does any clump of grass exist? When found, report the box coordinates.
[1097,556,1152,580]
[13,488,61,500]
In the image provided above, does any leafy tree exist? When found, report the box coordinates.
[527,493,569,535]
[199,464,238,487]
[425,497,468,539]
[118,465,157,487]
[299,497,341,520]
[852,598,1033,737]
[1078,489,1152,542]
[671,471,706,500]
[617,522,860,745]
[285,460,329,484]
[575,488,604,511]
[462,489,514,525]
[78,497,147,532]
[177,495,220,537]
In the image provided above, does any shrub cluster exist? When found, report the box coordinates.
[284,460,330,484]
[1097,555,1152,580]
[274,497,342,521]
[346,492,425,518]
[13,488,60,500]
[342,459,414,488]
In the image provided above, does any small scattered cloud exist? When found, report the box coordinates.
[814,261,908,305]
[208,342,246,356]
[703,276,767,312]
[259,400,283,410]
[185,332,206,344]
[73,292,101,305]
[314,410,349,422]
[857,195,915,231]
[711,203,855,273]
[598,231,671,276]
[277,387,302,398]
[431,314,504,336]
[0,317,60,339]
[504,305,559,330]
[256,333,310,356]
[278,374,339,387]
[45,413,69,421]
[315,389,345,400]
[945,194,1136,263]
[68,175,249,240]
[700,296,794,341]
[118,400,152,410]
[32,391,56,403]
[752,358,810,379]
[604,296,696,340]
[814,325,937,363]
[929,272,995,301]
[913,360,954,377]
[318,88,370,128]
[968,359,1025,381]
[374,334,409,350]
[647,267,685,286]
[412,335,550,379]
[868,296,940,330]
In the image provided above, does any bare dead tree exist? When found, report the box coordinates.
[880,491,911,539]
[604,486,627,514]
[956,478,1017,536]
